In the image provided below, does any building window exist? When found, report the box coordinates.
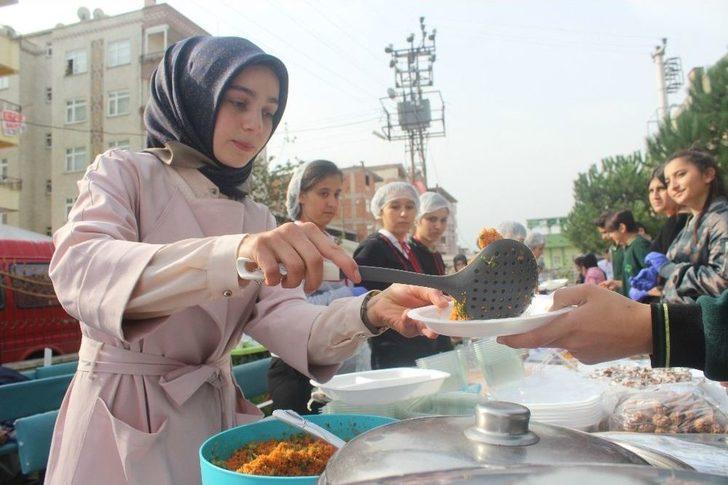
[65,49,87,75]
[45,133,52,148]
[46,226,52,236]
[45,87,52,102]
[108,139,130,150]
[65,99,87,124]
[107,40,131,67]
[46,42,52,57]
[65,197,76,218]
[144,25,168,55]
[46,179,52,195]
[1,212,7,225]
[65,147,87,172]
[0,76,8,90]
[365,174,370,186]
[0,158,7,179]
[107,90,130,117]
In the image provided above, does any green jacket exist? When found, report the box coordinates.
[652,289,728,380]
[620,235,650,296]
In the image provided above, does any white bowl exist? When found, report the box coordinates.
[311,368,450,405]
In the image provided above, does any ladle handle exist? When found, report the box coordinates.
[271,409,346,449]
[358,266,455,294]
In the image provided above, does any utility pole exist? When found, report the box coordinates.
[377,17,445,186]
[650,38,683,122]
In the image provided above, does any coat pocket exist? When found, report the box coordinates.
[93,397,174,484]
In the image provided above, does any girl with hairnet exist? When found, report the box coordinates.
[354,182,445,369]
[497,221,528,242]
[268,160,369,414]
[410,192,455,353]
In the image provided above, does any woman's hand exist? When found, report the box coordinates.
[366,284,449,339]
[497,284,652,364]
[599,279,623,291]
[237,222,361,293]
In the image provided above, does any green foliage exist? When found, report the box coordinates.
[563,152,656,254]
[249,154,303,218]
[647,57,728,171]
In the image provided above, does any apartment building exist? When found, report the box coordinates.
[0,1,207,234]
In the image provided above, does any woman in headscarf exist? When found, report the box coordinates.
[267,160,368,414]
[353,182,444,369]
[45,37,446,485]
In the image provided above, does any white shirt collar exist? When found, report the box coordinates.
[378,228,407,256]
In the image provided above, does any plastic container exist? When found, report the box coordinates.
[400,391,481,418]
[199,414,395,484]
[473,338,525,389]
[416,350,467,392]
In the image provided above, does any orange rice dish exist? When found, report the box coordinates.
[450,227,504,320]
[222,435,336,476]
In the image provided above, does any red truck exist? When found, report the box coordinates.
[0,239,80,363]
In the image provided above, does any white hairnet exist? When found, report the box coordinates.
[524,230,546,249]
[370,182,420,217]
[418,192,450,219]
[497,221,528,242]
[285,162,310,220]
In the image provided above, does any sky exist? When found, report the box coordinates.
[3,0,728,249]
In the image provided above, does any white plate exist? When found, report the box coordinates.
[406,296,575,338]
[538,278,569,292]
[310,368,449,405]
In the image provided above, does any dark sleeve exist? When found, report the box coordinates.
[634,237,652,269]
[651,289,728,380]
[612,247,624,280]
[650,302,705,372]
[353,237,391,292]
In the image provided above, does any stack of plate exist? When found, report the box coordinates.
[491,366,605,431]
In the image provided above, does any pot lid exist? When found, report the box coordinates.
[327,464,726,484]
[322,401,650,484]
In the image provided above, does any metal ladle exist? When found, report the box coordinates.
[271,409,346,449]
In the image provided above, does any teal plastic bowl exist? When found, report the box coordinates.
[199,414,395,484]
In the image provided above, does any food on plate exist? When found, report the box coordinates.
[589,365,693,389]
[449,227,503,321]
[477,227,503,250]
[222,435,336,476]
[609,389,728,434]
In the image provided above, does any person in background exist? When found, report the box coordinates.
[267,160,368,414]
[453,254,468,272]
[577,253,607,285]
[597,249,614,281]
[600,210,650,296]
[636,222,652,242]
[524,230,546,275]
[354,182,444,369]
[573,256,586,284]
[594,211,622,286]
[660,150,728,303]
[497,221,527,242]
[498,284,728,382]
[648,164,688,254]
[410,191,454,354]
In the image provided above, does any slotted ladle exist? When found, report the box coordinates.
[358,239,539,320]
[237,239,539,320]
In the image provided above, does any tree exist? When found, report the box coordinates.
[248,153,303,219]
[563,152,656,254]
[647,56,728,170]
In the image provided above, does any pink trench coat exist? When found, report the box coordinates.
[45,149,371,484]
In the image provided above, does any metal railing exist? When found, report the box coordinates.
[0,176,22,190]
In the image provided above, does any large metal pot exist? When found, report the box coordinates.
[319,401,697,484]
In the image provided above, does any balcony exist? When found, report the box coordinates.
[0,98,22,148]
[0,33,19,76]
[0,176,22,213]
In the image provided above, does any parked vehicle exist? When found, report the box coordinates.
[0,239,80,363]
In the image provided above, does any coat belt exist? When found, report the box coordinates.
[78,337,231,407]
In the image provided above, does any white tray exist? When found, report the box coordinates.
[311,368,449,405]
[407,296,574,338]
